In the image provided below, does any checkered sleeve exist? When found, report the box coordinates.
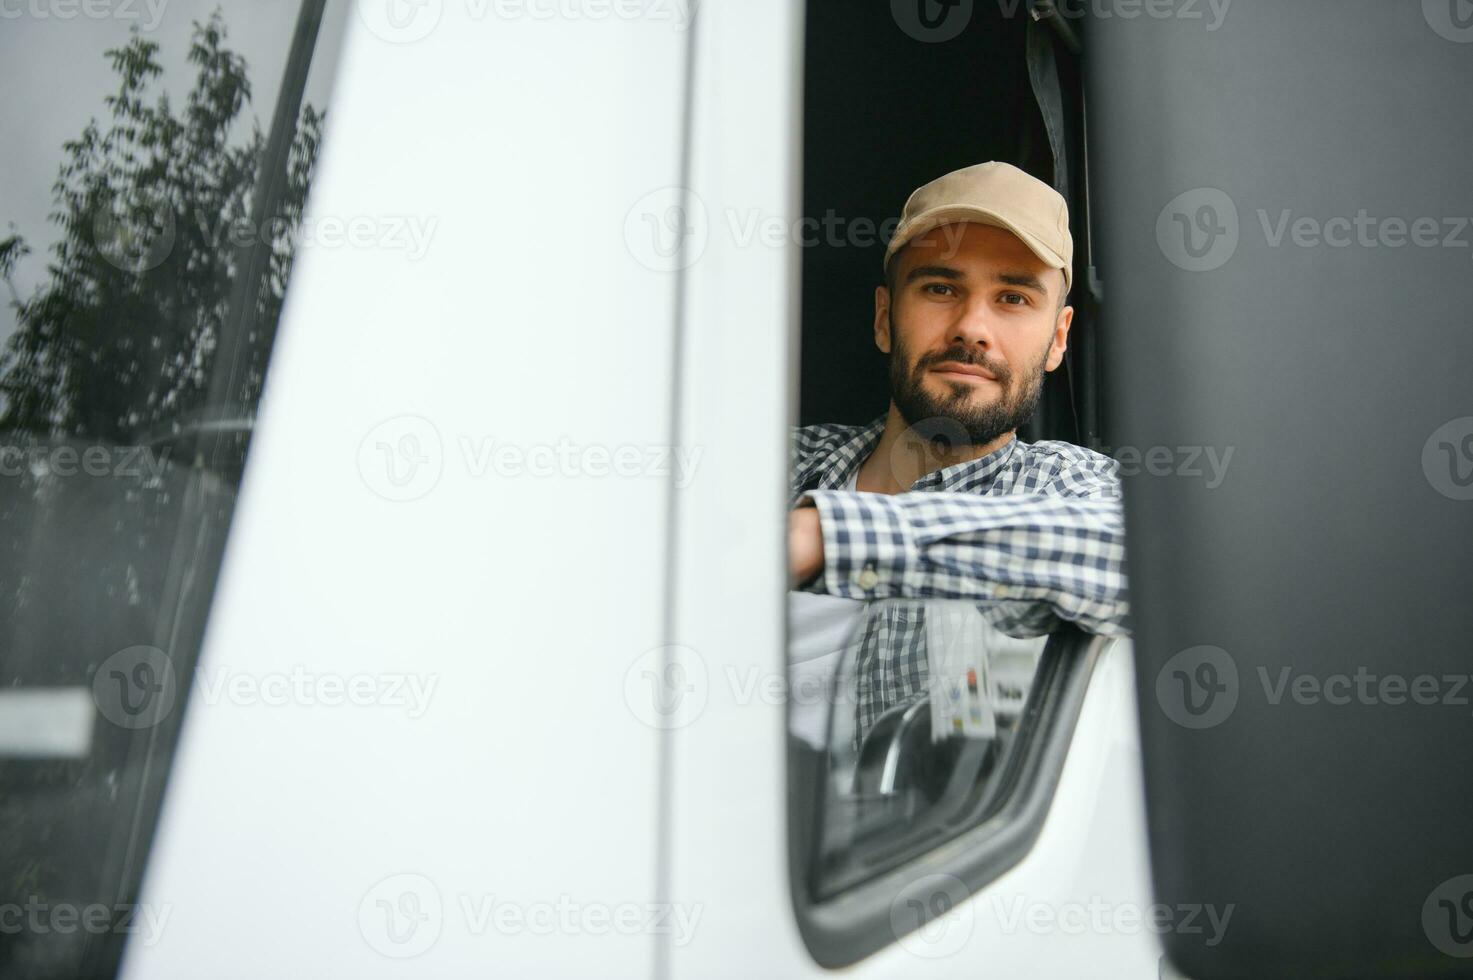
[800,490,1130,637]
[1048,453,1123,499]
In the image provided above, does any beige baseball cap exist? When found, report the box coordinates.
[883,161,1073,292]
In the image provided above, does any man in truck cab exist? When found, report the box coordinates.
[787,161,1128,734]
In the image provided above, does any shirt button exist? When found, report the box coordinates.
[855,568,880,590]
[994,585,1011,598]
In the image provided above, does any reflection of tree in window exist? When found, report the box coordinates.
[0,14,323,443]
[0,10,330,978]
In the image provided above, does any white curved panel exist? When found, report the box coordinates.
[123,3,690,977]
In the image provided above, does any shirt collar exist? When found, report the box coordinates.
[821,414,1020,493]
[810,415,887,490]
[911,435,1018,492]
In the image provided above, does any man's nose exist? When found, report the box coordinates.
[949,297,997,350]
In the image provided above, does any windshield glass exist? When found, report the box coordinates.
[0,4,345,975]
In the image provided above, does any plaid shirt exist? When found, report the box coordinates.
[790,415,1129,733]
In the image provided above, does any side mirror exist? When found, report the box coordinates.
[1088,4,1473,976]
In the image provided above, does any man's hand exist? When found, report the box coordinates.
[788,505,825,588]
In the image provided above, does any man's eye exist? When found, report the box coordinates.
[923,283,955,297]
[1000,292,1029,306]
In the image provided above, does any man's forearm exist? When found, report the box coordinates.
[798,489,1130,636]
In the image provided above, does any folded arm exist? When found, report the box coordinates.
[793,489,1130,637]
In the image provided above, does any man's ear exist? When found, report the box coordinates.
[1044,303,1074,372]
[873,285,892,354]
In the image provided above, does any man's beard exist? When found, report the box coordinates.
[887,313,1050,449]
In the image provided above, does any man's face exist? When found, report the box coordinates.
[875,222,1073,447]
